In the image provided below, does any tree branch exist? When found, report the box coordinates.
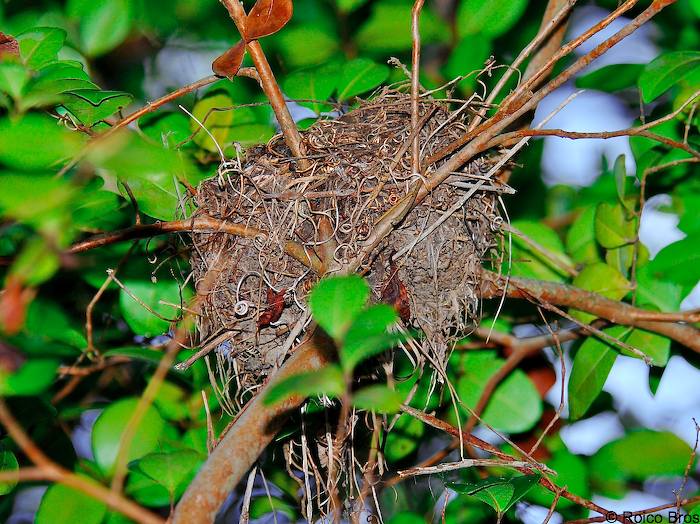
[481,271,700,352]
[172,331,336,524]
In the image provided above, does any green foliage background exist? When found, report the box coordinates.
[0,0,699,522]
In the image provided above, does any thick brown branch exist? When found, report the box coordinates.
[482,271,700,352]
[173,331,336,524]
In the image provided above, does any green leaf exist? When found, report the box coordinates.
[568,330,620,420]
[275,27,340,69]
[9,236,61,285]
[132,449,203,498]
[443,36,492,93]
[352,384,404,414]
[613,155,628,207]
[336,58,389,101]
[527,450,588,509]
[92,397,166,475]
[16,27,66,69]
[89,133,199,220]
[341,304,400,372]
[594,202,636,249]
[336,0,369,14]
[646,234,700,295]
[103,347,165,367]
[191,91,234,153]
[119,278,185,337]
[571,263,630,323]
[62,89,133,126]
[125,468,171,507]
[309,275,369,342]
[590,430,694,481]
[385,413,424,462]
[566,207,600,264]
[0,448,19,495]
[507,220,570,282]
[639,51,700,103]
[67,0,134,57]
[457,351,542,433]
[249,497,296,520]
[449,475,540,518]
[575,64,644,93]
[36,482,107,524]
[264,364,345,406]
[0,62,29,99]
[456,0,528,38]
[0,113,85,170]
[636,265,683,312]
[0,359,59,396]
[355,3,449,53]
[624,328,670,367]
[20,61,96,110]
[283,62,339,113]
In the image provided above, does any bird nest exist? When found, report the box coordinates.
[189,88,503,394]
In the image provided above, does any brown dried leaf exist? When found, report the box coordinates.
[245,0,293,41]
[0,32,20,59]
[0,277,33,335]
[212,40,246,80]
[258,288,287,328]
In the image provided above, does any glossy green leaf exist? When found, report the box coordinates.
[0,114,85,170]
[20,61,96,110]
[8,236,61,285]
[594,202,636,249]
[336,0,369,14]
[92,397,166,475]
[456,0,528,38]
[16,27,66,69]
[283,62,339,113]
[623,328,670,366]
[37,482,107,524]
[449,474,540,518]
[568,329,621,420]
[309,275,369,342]
[119,278,185,337]
[336,58,389,101]
[566,206,601,264]
[341,304,400,372]
[125,468,171,507]
[507,220,570,282]
[275,27,340,68]
[67,0,134,57]
[636,265,683,312]
[639,51,700,103]
[264,364,345,406]
[646,234,700,295]
[576,64,644,93]
[0,62,29,99]
[62,89,133,126]
[443,36,492,93]
[385,413,424,462]
[0,359,59,396]
[191,91,234,152]
[249,497,296,520]
[352,384,404,414]
[591,430,694,481]
[355,3,448,53]
[571,263,630,323]
[0,448,19,495]
[132,449,203,498]
[458,351,542,433]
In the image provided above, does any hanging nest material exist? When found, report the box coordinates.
[189,88,504,390]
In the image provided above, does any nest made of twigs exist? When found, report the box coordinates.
[189,88,503,395]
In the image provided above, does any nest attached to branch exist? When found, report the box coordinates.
[189,88,503,393]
